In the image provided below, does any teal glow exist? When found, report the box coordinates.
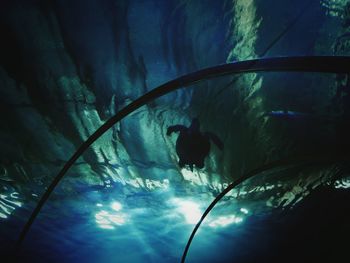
[208,215,243,228]
[0,212,7,219]
[170,198,202,224]
[0,191,22,220]
[111,201,122,211]
[95,201,127,230]
[240,208,249,214]
[335,178,350,189]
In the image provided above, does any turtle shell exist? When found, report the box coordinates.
[175,130,210,168]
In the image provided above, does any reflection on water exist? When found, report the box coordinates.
[169,197,248,228]
[95,201,128,230]
[335,177,350,189]
[208,214,243,227]
[170,198,203,224]
[0,190,22,219]
[93,194,249,233]
[0,171,348,263]
[0,162,348,263]
[240,208,249,214]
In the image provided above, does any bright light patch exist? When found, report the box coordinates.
[0,202,13,214]
[240,208,249,214]
[235,217,243,223]
[95,210,127,229]
[10,192,19,199]
[111,201,122,211]
[95,201,127,230]
[108,214,126,225]
[145,178,170,190]
[335,179,350,189]
[208,215,243,228]
[171,198,202,224]
[0,212,7,219]
[0,192,22,219]
[181,169,208,186]
[99,224,115,230]
[128,178,141,188]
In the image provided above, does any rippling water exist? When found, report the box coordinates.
[1,178,349,263]
[1,0,350,262]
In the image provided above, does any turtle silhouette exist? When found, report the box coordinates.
[167,118,223,171]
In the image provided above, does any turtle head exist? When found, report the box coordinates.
[190,118,200,132]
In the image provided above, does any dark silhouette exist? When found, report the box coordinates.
[167,118,223,171]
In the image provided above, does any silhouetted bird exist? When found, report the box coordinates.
[167,118,223,171]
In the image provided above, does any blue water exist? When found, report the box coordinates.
[0,181,254,262]
[2,181,349,263]
[1,0,350,262]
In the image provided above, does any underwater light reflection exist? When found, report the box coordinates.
[145,179,170,190]
[208,215,243,228]
[171,198,202,224]
[180,169,210,186]
[335,178,350,189]
[240,208,249,214]
[170,197,249,228]
[0,191,22,219]
[111,201,122,211]
[95,201,127,230]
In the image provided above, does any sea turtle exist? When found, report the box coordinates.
[166,118,223,171]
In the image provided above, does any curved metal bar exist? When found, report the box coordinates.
[15,56,350,249]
